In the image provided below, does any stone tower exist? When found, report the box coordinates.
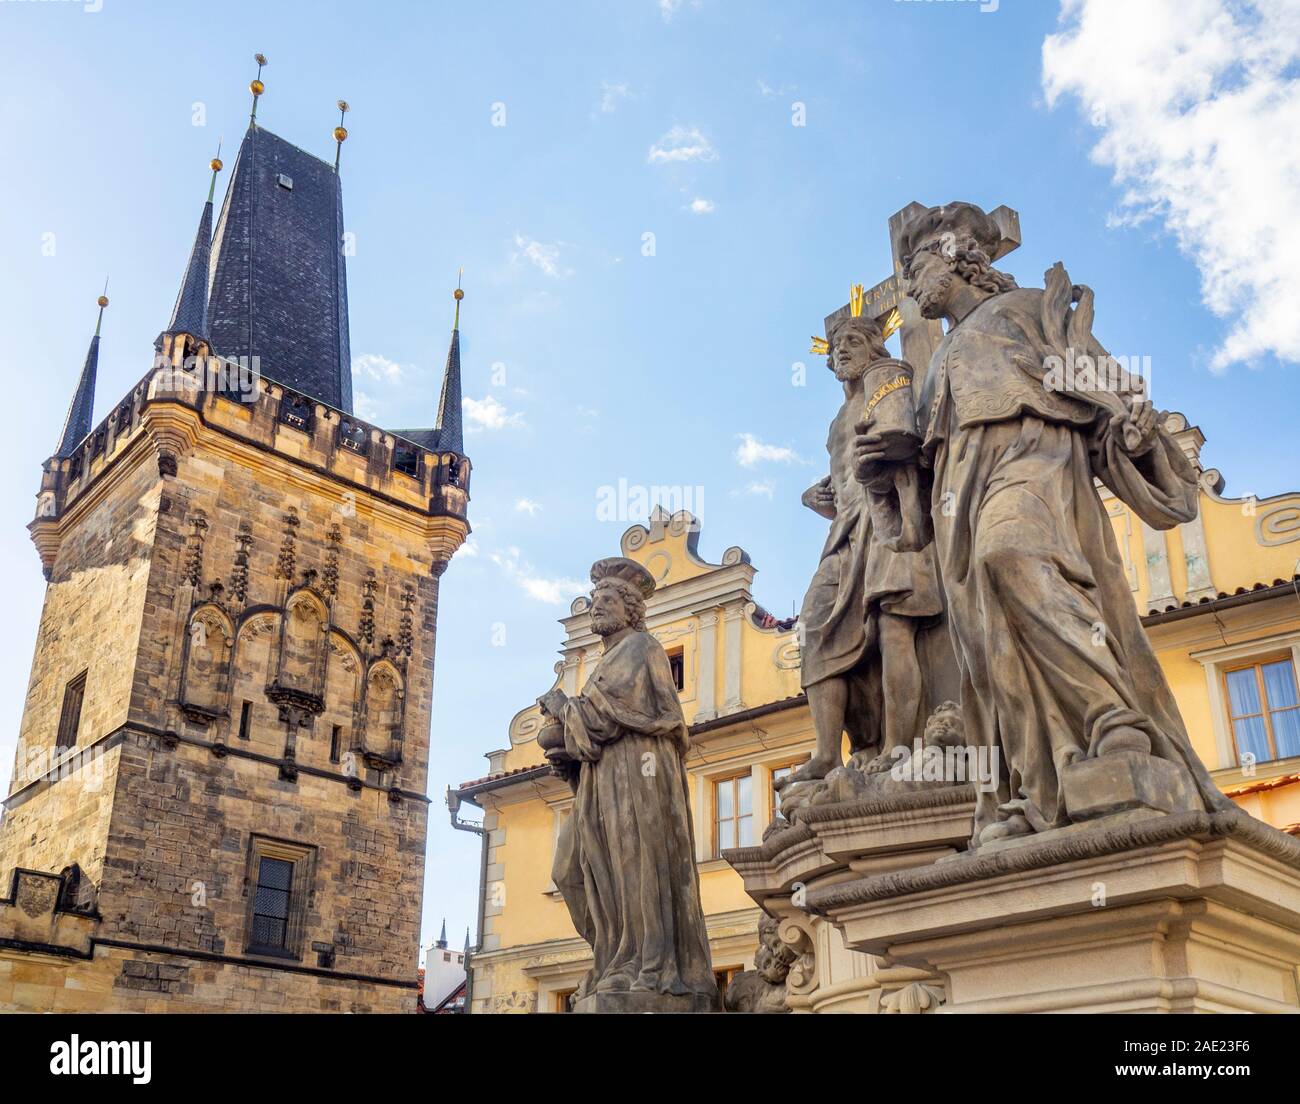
[0,95,470,1011]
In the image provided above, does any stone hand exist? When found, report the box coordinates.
[1113,398,1160,456]
[538,687,568,718]
[852,421,891,482]
[801,476,836,518]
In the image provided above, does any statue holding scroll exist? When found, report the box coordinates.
[536,557,719,1013]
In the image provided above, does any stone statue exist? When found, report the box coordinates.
[722,914,796,1013]
[855,201,1234,848]
[536,557,719,1013]
[782,311,957,788]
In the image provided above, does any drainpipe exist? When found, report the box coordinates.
[447,785,488,1014]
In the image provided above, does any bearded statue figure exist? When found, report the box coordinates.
[782,310,958,791]
[854,201,1233,848]
[537,557,719,1013]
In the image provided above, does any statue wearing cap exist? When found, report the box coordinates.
[854,201,1233,848]
[536,557,718,1013]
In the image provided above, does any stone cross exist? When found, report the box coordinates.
[822,201,1022,388]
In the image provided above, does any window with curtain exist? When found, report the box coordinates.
[713,772,753,855]
[1225,656,1300,766]
[770,759,808,818]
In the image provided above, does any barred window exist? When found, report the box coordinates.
[250,857,294,951]
[244,838,315,959]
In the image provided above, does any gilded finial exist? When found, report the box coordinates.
[249,53,268,122]
[95,278,109,336]
[208,139,224,202]
[333,100,349,172]
[453,269,464,329]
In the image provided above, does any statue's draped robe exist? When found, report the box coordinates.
[799,395,947,747]
[551,630,717,1002]
[920,283,1233,836]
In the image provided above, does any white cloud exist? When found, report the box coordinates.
[490,547,586,605]
[659,0,701,21]
[515,498,542,516]
[353,353,405,383]
[732,479,775,499]
[455,537,479,558]
[1042,0,1300,371]
[686,197,716,215]
[354,391,379,421]
[511,233,570,279]
[648,126,718,165]
[598,81,633,114]
[735,433,805,468]
[462,394,525,432]
[756,79,793,99]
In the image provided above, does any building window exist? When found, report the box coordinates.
[553,988,577,1013]
[237,700,252,740]
[769,758,808,818]
[713,771,754,855]
[714,965,742,1010]
[330,724,342,763]
[251,858,294,952]
[56,670,88,750]
[1224,656,1300,766]
[244,837,315,959]
[667,648,685,692]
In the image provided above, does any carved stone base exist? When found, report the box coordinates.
[1061,750,1201,821]
[572,990,719,1014]
[724,786,976,1014]
[810,810,1300,1013]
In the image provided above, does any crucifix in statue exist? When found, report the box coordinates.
[807,202,1021,553]
[812,201,1022,382]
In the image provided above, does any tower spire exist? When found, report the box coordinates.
[56,290,107,458]
[249,53,267,124]
[434,277,464,455]
[333,100,349,173]
[436,918,447,949]
[165,152,222,339]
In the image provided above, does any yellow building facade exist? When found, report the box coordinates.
[452,414,1300,1013]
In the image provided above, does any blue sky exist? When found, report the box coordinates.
[2,0,1297,960]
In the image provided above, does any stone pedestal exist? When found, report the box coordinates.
[724,785,976,1013]
[809,810,1300,1013]
[573,990,719,1014]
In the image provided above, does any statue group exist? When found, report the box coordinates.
[537,201,1234,1014]
[783,200,1230,845]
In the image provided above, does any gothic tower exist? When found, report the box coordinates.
[0,68,470,1012]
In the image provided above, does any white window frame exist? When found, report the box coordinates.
[1192,630,1300,771]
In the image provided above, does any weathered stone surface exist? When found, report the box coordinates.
[541,557,719,1013]
[0,353,468,1012]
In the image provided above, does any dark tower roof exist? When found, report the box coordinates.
[167,196,214,337]
[433,325,464,454]
[436,918,448,950]
[392,296,464,454]
[56,302,105,458]
[207,124,353,410]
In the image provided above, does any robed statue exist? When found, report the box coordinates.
[783,310,957,788]
[855,201,1233,848]
[537,557,719,1013]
